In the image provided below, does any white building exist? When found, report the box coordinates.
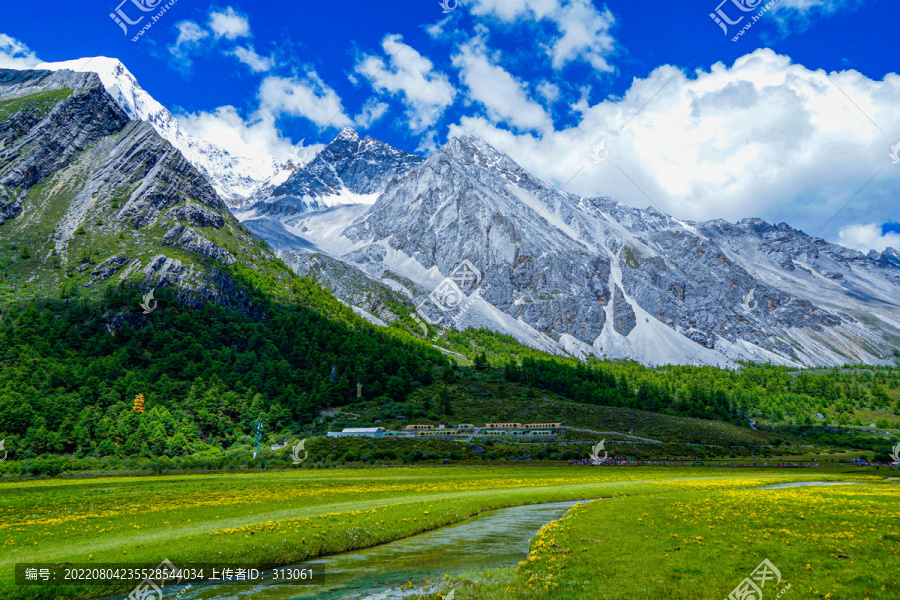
[326,427,385,438]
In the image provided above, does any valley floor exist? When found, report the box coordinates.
[0,466,895,600]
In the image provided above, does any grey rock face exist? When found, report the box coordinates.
[102,121,228,228]
[342,136,615,342]
[34,57,282,208]
[163,224,235,264]
[244,132,900,367]
[699,218,900,291]
[273,128,423,199]
[612,286,636,336]
[0,67,271,312]
[91,255,131,282]
[0,69,129,223]
[0,193,21,224]
[280,250,404,324]
[341,136,851,358]
[587,204,845,352]
[169,201,226,228]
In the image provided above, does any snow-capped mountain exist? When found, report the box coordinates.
[34,57,281,207]
[233,128,425,256]
[272,128,423,199]
[237,130,900,368]
[236,128,423,218]
[0,66,276,310]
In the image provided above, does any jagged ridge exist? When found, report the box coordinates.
[240,130,900,367]
[0,66,287,314]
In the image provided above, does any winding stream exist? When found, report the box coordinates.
[140,500,579,600]
[757,481,861,489]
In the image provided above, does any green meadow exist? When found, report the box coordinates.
[0,466,900,600]
[2,466,895,600]
[414,472,900,600]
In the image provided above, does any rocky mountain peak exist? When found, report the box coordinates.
[0,66,277,312]
[870,246,900,268]
[287,127,900,368]
[31,57,280,207]
[268,129,423,201]
[1,67,129,201]
[335,127,361,142]
[439,135,504,162]
[35,57,154,122]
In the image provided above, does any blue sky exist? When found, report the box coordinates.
[1,0,898,251]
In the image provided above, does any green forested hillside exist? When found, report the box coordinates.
[0,279,447,461]
[508,356,900,425]
[1,281,898,468]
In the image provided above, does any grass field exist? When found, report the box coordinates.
[414,473,900,600]
[0,466,894,600]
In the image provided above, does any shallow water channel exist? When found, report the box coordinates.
[757,481,862,489]
[131,500,579,600]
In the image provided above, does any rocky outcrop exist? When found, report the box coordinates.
[273,128,423,200]
[612,286,636,336]
[91,255,131,281]
[0,193,22,225]
[250,132,900,367]
[35,57,282,207]
[169,201,225,228]
[163,224,235,264]
[0,69,129,213]
[0,67,277,313]
[105,121,228,228]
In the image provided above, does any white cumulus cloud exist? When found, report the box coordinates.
[536,81,561,104]
[231,45,275,72]
[169,21,209,59]
[0,33,40,69]
[355,98,390,129]
[837,224,900,254]
[259,71,353,130]
[452,38,553,133]
[447,48,900,244]
[354,34,456,133]
[469,0,616,71]
[775,0,863,17]
[175,105,296,162]
[209,7,250,40]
